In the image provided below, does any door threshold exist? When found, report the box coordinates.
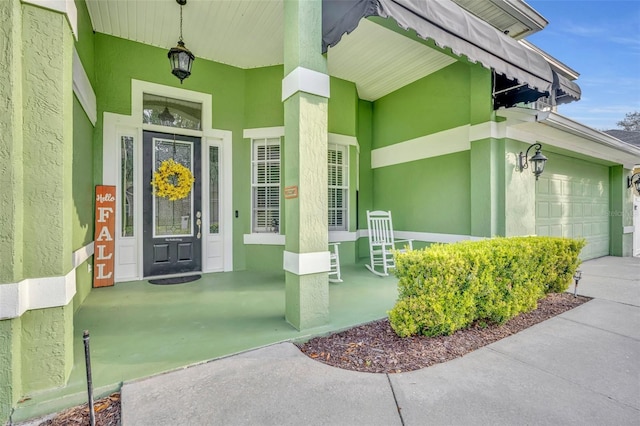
[144,271,203,280]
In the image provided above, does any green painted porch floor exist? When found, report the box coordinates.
[13,263,398,422]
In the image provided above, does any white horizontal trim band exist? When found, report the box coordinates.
[243,233,286,245]
[73,49,97,125]
[371,123,492,169]
[243,127,285,140]
[0,241,94,319]
[283,251,331,275]
[73,241,94,268]
[0,269,75,320]
[623,226,634,234]
[394,231,485,244]
[282,67,330,102]
[329,231,357,242]
[357,229,483,244]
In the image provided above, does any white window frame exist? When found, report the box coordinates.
[251,137,282,234]
[328,143,349,231]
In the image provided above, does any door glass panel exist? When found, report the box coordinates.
[143,93,202,130]
[121,136,134,237]
[153,138,193,237]
[209,146,219,234]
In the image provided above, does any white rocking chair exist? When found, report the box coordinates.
[365,210,413,276]
[328,243,342,283]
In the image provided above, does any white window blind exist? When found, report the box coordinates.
[252,138,281,233]
[328,144,348,231]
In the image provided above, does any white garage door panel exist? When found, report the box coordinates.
[536,154,609,260]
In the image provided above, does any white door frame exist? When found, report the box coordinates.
[103,80,233,282]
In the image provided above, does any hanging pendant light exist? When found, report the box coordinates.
[168,0,195,84]
[158,99,175,126]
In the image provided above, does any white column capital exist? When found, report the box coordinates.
[282,67,330,102]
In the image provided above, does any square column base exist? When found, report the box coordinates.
[285,271,329,330]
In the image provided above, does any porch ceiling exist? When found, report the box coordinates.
[85,0,455,101]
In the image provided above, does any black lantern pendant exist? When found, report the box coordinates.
[518,143,547,180]
[529,148,548,180]
[158,100,175,126]
[168,0,195,84]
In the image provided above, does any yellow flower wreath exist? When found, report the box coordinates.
[151,159,195,201]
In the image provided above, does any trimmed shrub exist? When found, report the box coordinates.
[388,236,585,337]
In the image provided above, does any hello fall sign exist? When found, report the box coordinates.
[93,185,116,287]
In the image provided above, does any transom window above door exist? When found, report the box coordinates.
[143,93,202,130]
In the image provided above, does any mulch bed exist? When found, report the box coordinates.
[36,292,588,424]
[297,293,590,374]
[38,393,120,426]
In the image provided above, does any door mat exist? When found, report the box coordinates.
[148,275,201,285]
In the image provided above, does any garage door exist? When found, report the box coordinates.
[536,153,609,260]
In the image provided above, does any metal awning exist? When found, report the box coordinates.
[554,72,581,105]
[323,0,561,104]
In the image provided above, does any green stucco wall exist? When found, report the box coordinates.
[372,62,474,149]
[610,165,634,256]
[373,151,471,234]
[0,0,25,285]
[73,0,95,87]
[244,66,284,129]
[72,96,95,250]
[20,306,73,393]
[357,100,373,257]
[1,1,24,421]
[0,318,21,424]
[245,246,286,273]
[0,4,77,422]
[470,138,502,237]
[71,95,95,310]
[328,77,359,136]
[366,62,488,238]
[22,5,74,279]
[503,139,536,237]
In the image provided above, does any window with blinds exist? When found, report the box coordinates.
[328,144,348,231]
[252,138,281,233]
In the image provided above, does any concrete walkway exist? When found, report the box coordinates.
[121,256,640,425]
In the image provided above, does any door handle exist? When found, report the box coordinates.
[196,211,202,239]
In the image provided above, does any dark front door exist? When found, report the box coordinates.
[143,131,202,277]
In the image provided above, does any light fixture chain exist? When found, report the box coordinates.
[179,4,183,42]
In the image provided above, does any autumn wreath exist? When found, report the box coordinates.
[151,159,194,201]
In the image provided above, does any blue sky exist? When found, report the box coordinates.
[526,0,640,131]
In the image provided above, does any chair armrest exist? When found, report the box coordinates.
[394,239,414,250]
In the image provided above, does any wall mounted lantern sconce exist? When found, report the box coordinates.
[627,173,640,193]
[168,0,195,84]
[518,143,547,180]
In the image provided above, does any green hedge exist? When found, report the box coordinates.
[388,237,585,337]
